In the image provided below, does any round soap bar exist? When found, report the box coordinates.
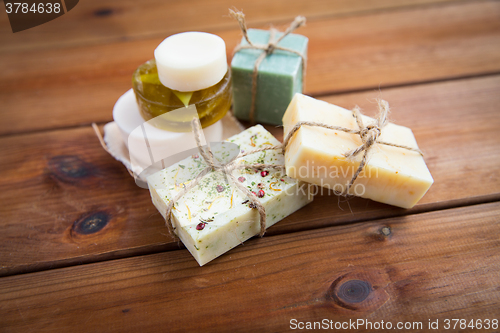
[154,32,228,92]
[113,89,223,171]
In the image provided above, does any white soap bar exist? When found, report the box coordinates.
[154,32,228,92]
[148,125,313,266]
[282,93,433,209]
[112,89,223,177]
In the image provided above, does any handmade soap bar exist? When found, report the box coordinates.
[154,32,228,92]
[112,90,223,183]
[148,125,313,266]
[231,29,308,125]
[282,94,433,209]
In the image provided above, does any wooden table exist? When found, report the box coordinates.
[1,1,499,331]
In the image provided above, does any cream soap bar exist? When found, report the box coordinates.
[148,125,313,266]
[282,93,433,209]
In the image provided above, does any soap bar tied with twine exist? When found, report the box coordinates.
[164,118,284,238]
[283,99,423,195]
[163,99,422,239]
[229,9,307,124]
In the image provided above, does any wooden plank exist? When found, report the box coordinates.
[0,0,460,52]
[0,75,499,277]
[0,202,498,332]
[1,1,500,135]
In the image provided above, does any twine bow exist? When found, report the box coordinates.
[282,99,423,195]
[163,118,285,238]
[229,9,307,124]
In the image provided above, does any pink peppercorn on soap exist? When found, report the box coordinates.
[147,125,313,266]
[282,93,433,209]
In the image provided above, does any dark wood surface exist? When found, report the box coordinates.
[1,203,498,332]
[2,1,500,135]
[0,0,499,332]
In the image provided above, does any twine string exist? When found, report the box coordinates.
[229,9,307,124]
[93,101,422,239]
[282,99,422,195]
[163,118,285,238]
[92,123,136,179]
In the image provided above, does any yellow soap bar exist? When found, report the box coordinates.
[282,93,433,208]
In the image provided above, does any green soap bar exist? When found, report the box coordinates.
[231,29,308,125]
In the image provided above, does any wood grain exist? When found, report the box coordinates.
[0,0,460,52]
[1,75,499,277]
[1,1,499,135]
[0,202,498,332]
[1,0,499,328]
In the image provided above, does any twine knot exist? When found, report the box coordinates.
[359,125,381,149]
[266,40,277,54]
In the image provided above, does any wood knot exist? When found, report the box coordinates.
[327,270,390,312]
[72,211,109,235]
[48,155,94,183]
[94,8,114,17]
[337,280,371,304]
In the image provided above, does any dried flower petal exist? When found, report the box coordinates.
[250,134,257,147]
[269,181,282,192]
